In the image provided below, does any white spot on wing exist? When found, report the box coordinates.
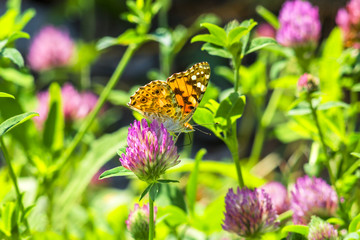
[191,75,197,80]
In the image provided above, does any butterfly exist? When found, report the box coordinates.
[128,62,210,133]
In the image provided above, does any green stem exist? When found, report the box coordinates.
[226,123,244,188]
[149,196,155,240]
[56,44,138,168]
[0,138,30,234]
[249,88,283,166]
[348,90,358,134]
[232,57,241,93]
[307,95,335,185]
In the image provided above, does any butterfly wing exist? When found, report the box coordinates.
[128,80,182,122]
[166,62,210,124]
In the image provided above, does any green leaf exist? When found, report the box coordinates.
[149,183,160,201]
[54,127,128,226]
[344,232,360,240]
[96,36,119,50]
[0,202,16,237]
[0,67,34,88]
[15,8,36,31]
[0,92,14,99]
[278,210,293,223]
[157,179,179,183]
[157,206,187,227]
[99,166,134,179]
[117,29,145,45]
[156,184,187,212]
[256,5,280,29]
[351,152,360,158]
[201,43,232,59]
[140,184,153,201]
[1,48,24,67]
[191,34,225,47]
[186,149,207,215]
[215,92,246,127]
[239,19,257,56]
[281,225,309,238]
[227,26,248,45]
[192,107,216,133]
[318,101,349,110]
[0,112,39,137]
[7,31,30,43]
[0,9,17,39]
[349,213,360,232]
[352,83,360,92]
[200,23,227,46]
[97,30,145,50]
[245,37,277,55]
[42,83,64,152]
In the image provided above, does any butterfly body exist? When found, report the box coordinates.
[128,62,210,133]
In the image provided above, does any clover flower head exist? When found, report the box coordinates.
[260,181,290,214]
[276,0,321,47]
[27,25,75,71]
[119,119,180,183]
[297,73,319,92]
[336,0,360,48]
[290,176,338,225]
[126,203,157,240]
[308,216,338,240]
[222,187,279,238]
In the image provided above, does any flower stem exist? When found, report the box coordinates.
[307,95,335,185]
[56,44,138,168]
[0,138,30,234]
[226,123,244,188]
[232,57,241,93]
[149,196,155,240]
[249,88,283,166]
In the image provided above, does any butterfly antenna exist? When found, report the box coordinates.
[193,126,211,135]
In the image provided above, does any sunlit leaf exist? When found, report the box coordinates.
[215,92,246,127]
[200,23,227,45]
[191,34,225,47]
[43,83,64,152]
[99,166,134,179]
[140,183,153,201]
[256,5,279,29]
[245,37,277,55]
[281,225,309,238]
[201,43,232,59]
[1,48,24,67]
[0,92,14,99]
[0,112,38,137]
[0,67,34,88]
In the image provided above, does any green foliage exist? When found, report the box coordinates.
[192,19,276,61]
[281,225,309,238]
[193,92,245,139]
[42,83,64,153]
[100,166,134,179]
[0,92,14,99]
[0,112,39,137]
[256,5,279,29]
[186,148,206,216]
[0,0,359,239]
